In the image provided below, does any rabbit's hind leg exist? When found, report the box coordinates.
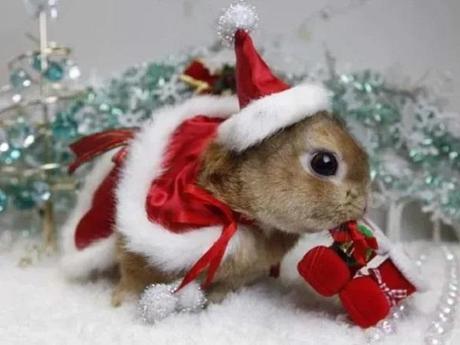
[111,236,174,307]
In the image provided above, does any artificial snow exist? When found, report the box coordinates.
[0,237,459,345]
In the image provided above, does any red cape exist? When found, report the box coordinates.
[71,115,242,289]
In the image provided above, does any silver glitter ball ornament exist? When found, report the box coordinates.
[217,1,259,46]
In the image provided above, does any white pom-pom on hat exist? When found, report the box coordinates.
[214,1,331,153]
[217,0,259,45]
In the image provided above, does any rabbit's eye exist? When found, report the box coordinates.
[310,151,338,176]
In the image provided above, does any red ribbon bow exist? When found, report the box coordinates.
[329,220,378,266]
[69,117,248,291]
[175,184,239,290]
[142,116,243,291]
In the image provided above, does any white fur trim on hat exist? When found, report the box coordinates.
[116,95,257,273]
[217,83,330,152]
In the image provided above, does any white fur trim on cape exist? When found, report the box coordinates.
[60,152,117,279]
[387,245,429,292]
[364,217,429,292]
[116,95,255,273]
[217,84,330,152]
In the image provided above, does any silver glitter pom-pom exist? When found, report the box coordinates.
[138,281,208,324]
[138,283,178,324]
[217,0,259,46]
[176,281,207,313]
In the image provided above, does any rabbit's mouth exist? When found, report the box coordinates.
[251,195,369,235]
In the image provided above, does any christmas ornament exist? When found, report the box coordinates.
[320,59,460,237]
[365,246,459,344]
[423,246,459,345]
[181,59,236,94]
[0,189,7,213]
[0,0,82,250]
[9,69,32,89]
[298,220,427,328]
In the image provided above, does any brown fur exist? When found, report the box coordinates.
[112,236,176,306]
[112,111,369,305]
[198,111,369,232]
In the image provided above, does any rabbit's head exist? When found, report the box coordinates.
[199,111,370,233]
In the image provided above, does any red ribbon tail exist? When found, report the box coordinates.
[204,222,237,288]
[68,129,136,174]
[176,221,238,291]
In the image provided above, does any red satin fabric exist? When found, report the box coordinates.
[75,166,120,249]
[144,115,241,290]
[70,116,243,290]
[183,60,217,92]
[235,30,289,108]
[69,129,135,249]
[68,129,135,173]
[145,116,227,231]
[329,221,378,266]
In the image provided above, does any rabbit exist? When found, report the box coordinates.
[61,95,369,309]
[61,21,370,310]
[110,108,370,306]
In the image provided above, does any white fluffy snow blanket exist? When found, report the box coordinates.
[0,237,459,345]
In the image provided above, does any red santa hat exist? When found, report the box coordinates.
[216,1,330,152]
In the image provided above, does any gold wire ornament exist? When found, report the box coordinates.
[0,2,82,256]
